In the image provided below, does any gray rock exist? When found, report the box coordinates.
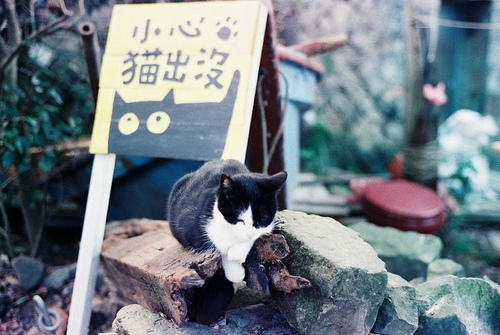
[112,303,298,335]
[426,259,465,281]
[42,262,77,290]
[415,275,500,335]
[273,210,387,335]
[225,304,298,334]
[488,231,500,255]
[0,254,9,270]
[483,276,500,295]
[349,221,443,281]
[372,273,418,335]
[11,255,43,292]
[113,304,217,335]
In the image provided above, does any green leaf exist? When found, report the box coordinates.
[48,88,63,105]
[37,154,54,172]
[1,151,14,168]
[25,116,39,130]
[17,159,32,174]
[14,138,25,155]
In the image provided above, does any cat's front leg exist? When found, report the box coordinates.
[221,242,253,282]
[221,255,245,283]
[222,242,254,282]
[226,241,254,263]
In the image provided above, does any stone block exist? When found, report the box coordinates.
[415,275,500,334]
[112,304,217,334]
[273,210,387,335]
[426,258,465,281]
[372,272,418,335]
[349,221,443,280]
[112,303,299,335]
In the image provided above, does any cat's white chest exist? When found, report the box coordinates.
[205,201,273,282]
[206,202,256,255]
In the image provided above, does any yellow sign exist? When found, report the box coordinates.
[89,1,268,161]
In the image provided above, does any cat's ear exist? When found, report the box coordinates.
[268,171,287,191]
[218,174,235,198]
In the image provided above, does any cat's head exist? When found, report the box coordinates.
[216,171,287,241]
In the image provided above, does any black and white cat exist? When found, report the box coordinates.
[167,159,287,283]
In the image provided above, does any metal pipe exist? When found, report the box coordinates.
[79,21,101,109]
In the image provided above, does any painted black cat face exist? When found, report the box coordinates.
[108,70,240,160]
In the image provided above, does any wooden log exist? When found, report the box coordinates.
[101,218,310,325]
[267,260,312,293]
[101,219,221,325]
[245,233,311,294]
[252,233,290,261]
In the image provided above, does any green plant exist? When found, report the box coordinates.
[442,161,476,204]
[301,119,397,176]
[1,70,85,256]
[0,0,96,257]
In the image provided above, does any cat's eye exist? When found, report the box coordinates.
[147,111,171,134]
[255,217,271,228]
[118,112,140,135]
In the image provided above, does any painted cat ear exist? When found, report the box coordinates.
[162,89,175,103]
[113,91,126,105]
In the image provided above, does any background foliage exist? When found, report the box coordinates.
[0,0,102,256]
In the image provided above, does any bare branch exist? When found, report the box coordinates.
[0,0,22,86]
[0,34,9,57]
[0,0,21,47]
[0,0,88,82]
[0,13,75,78]
[78,0,85,17]
[29,0,36,33]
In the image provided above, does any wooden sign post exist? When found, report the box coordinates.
[67,2,268,334]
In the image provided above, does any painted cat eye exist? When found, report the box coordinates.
[118,112,140,135]
[147,111,171,134]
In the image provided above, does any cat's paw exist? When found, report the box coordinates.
[227,243,252,263]
[223,261,245,283]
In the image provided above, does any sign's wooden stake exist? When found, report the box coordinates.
[67,154,116,335]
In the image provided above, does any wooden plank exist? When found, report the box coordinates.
[66,153,116,335]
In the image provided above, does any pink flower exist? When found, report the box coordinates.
[422,82,447,106]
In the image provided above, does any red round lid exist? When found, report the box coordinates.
[363,180,445,220]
